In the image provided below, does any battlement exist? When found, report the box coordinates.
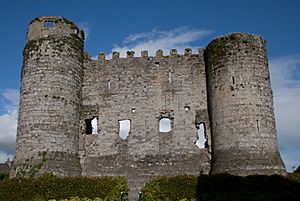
[208,32,265,46]
[26,16,84,42]
[95,48,205,61]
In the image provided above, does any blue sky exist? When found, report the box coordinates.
[0,0,299,171]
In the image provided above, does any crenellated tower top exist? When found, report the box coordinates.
[26,16,84,42]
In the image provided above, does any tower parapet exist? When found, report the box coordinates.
[27,16,84,42]
[205,33,286,175]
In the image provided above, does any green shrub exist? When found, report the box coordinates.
[48,197,104,201]
[141,175,198,201]
[0,173,9,180]
[196,174,300,201]
[0,174,128,201]
[289,173,300,182]
[141,174,300,201]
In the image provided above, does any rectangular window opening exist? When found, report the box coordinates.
[85,117,98,134]
[119,119,130,140]
[159,117,171,132]
[195,123,208,149]
[44,20,55,28]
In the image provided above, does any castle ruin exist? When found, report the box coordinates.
[11,16,286,197]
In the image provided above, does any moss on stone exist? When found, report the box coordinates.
[23,34,84,63]
[80,105,98,117]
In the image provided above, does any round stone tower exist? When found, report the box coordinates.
[11,16,84,177]
[205,33,286,175]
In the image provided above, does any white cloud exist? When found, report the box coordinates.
[0,151,14,163]
[105,27,211,58]
[0,89,19,163]
[280,149,300,172]
[2,89,19,106]
[269,55,300,171]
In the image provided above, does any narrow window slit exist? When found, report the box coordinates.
[256,119,259,131]
[232,76,235,84]
[108,80,111,90]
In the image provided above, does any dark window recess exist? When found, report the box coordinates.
[85,119,92,134]
[85,117,98,134]
[232,76,235,84]
[44,21,55,28]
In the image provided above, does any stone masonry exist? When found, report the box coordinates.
[11,16,286,199]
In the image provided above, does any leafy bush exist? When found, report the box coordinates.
[0,173,9,180]
[288,173,300,182]
[141,174,300,201]
[196,174,300,201]
[48,196,104,201]
[0,174,128,201]
[141,175,198,201]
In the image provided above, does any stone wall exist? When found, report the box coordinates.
[80,49,211,194]
[11,16,84,177]
[205,33,286,175]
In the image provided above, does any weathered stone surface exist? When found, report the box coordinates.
[10,16,84,177]
[11,17,286,200]
[205,33,286,175]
